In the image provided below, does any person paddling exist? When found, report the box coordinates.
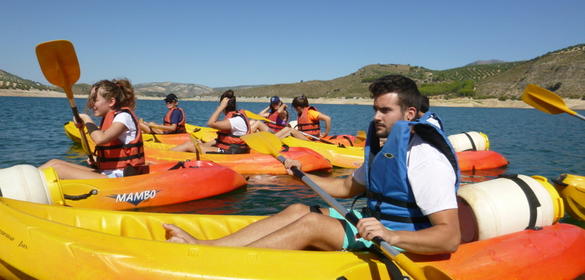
[275,95,331,140]
[250,96,290,133]
[139,93,186,134]
[251,96,290,133]
[172,90,251,154]
[164,75,461,255]
[40,79,145,179]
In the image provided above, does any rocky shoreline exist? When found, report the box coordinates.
[2,89,585,109]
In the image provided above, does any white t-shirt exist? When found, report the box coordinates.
[112,112,137,144]
[228,116,248,136]
[353,133,457,216]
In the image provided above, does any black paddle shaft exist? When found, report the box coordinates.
[276,154,403,257]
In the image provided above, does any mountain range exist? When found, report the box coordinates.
[1,43,584,99]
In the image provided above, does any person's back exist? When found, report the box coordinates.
[215,108,251,154]
[171,90,251,154]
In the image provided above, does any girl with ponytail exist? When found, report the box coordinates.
[40,78,145,179]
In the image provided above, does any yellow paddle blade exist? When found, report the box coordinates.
[522,84,577,115]
[555,174,585,222]
[244,110,272,123]
[241,132,282,156]
[356,130,366,144]
[35,40,80,98]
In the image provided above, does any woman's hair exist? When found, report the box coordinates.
[220,89,237,113]
[87,78,136,110]
[292,95,309,108]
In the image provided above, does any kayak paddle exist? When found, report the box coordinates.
[241,131,453,280]
[36,40,96,165]
[522,84,585,121]
[188,133,203,161]
[296,130,336,145]
[243,109,272,123]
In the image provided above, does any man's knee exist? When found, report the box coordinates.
[297,212,333,229]
[284,203,310,213]
[42,159,62,168]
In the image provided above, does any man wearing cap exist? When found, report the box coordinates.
[139,93,186,134]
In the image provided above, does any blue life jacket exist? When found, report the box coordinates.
[420,111,444,131]
[364,113,460,231]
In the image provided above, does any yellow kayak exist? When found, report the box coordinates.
[63,121,218,147]
[281,136,364,168]
[554,173,585,222]
[1,175,584,279]
[0,198,583,280]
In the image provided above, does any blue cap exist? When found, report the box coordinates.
[270,96,280,104]
[164,93,178,102]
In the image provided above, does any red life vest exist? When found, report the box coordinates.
[215,110,251,153]
[296,106,321,137]
[163,107,186,133]
[266,109,288,132]
[95,108,145,170]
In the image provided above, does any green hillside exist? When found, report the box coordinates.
[476,44,585,99]
[0,70,53,91]
[234,61,526,99]
[234,43,585,100]
[2,43,584,100]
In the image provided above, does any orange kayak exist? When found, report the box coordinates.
[144,144,332,175]
[40,160,247,210]
[412,222,584,279]
[457,150,509,171]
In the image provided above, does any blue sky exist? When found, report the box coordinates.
[1,0,583,88]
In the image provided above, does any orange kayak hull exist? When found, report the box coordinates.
[415,223,585,280]
[54,160,247,210]
[457,150,509,171]
[145,146,332,175]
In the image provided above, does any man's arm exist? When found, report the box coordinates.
[356,208,460,254]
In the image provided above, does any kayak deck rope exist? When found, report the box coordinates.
[64,189,98,201]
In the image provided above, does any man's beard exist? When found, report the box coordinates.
[374,123,390,138]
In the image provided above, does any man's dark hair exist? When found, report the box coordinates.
[292,95,309,108]
[220,89,237,112]
[369,75,421,113]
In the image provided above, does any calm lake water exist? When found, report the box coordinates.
[1,96,584,220]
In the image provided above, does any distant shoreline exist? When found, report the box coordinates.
[2,89,585,109]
